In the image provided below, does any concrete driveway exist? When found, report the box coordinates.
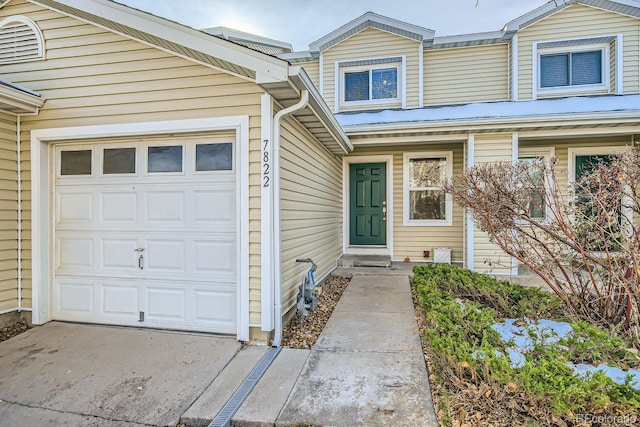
[0,322,241,426]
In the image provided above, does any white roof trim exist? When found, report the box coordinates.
[309,11,434,52]
[43,0,290,82]
[337,94,640,131]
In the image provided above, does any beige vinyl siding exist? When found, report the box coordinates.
[517,4,640,100]
[279,116,343,313]
[351,143,464,263]
[473,133,513,275]
[0,113,17,312]
[322,27,421,112]
[300,60,320,89]
[0,1,265,320]
[424,44,509,106]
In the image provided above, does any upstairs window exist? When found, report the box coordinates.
[540,50,602,88]
[0,16,44,63]
[535,39,611,96]
[344,67,398,102]
[338,57,404,109]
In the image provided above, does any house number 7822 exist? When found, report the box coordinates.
[262,139,270,187]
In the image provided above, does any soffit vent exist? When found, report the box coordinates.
[0,16,44,63]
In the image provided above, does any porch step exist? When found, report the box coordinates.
[338,255,391,268]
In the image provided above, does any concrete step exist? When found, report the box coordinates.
[337,254,391,268]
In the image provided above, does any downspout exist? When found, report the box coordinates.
[271,89,309,348]
[16,115,21,312]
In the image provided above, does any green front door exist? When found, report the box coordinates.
[349,163,386,246]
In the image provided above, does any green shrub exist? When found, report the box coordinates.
[413,263,640,422]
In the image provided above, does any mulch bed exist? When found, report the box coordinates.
[0,321,31,343]
[280,274,351,349]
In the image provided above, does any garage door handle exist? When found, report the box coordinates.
[138,254,144,270]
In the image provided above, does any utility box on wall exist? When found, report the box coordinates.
[433,247,451,264]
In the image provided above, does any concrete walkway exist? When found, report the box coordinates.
[0,267,438,426]
[230,270,439,426]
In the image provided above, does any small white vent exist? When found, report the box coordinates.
[0,16,43,63]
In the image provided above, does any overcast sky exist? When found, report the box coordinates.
[115,0,553,51]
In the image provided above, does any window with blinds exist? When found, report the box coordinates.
[536,40,609,95]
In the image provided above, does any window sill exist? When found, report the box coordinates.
[537,83,609,97]
[403,219,452,227]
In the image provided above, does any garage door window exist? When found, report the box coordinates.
[103,148,136,174]
[196,143,233,172]
[61,150,91,175]
[148,145,182,173]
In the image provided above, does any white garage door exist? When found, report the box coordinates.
[53,136,238,334]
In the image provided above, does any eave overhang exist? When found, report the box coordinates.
[0,79,45,115]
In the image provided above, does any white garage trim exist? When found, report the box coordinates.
[30,116,250,341]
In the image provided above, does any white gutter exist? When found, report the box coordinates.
[16,116,21,312]
[271,90,309,348]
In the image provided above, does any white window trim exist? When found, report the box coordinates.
[533,40,611,99]
[403,151,453,227]
[518,146,555,223]
[338,56,405,108]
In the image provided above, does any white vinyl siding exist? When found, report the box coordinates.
[0,1,264,323]
[322,27,420,112]
[0,113,18,312]
[517,4,639,100]
[279,116,343,314]
[424,44,509,105]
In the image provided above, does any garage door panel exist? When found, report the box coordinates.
[55,280,94,315]
[100,192,137,223]
[101,284,139,318]
[145,191,185,223]
[194,240,236,273]
[102,239,139,270]
[194,289,236,328]
[57,237,94,270]
[57,192,93,224]
[146,240,186,272]
[146,287,186,321]
[194,189,235,224]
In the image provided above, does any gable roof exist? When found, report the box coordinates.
[20,0,351,153]
[308,11,434,53]
[506,0,640,32]
[298,0,640,54]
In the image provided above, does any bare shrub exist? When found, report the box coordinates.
[444,147,640,344]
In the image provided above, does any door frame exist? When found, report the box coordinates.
[30,116,250,341]
[343,155,393,256]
